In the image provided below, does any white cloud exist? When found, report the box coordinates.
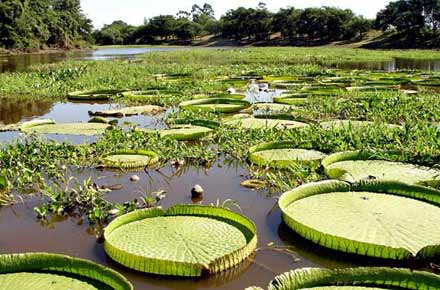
[81,0,392,29]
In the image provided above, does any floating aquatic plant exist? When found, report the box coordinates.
[279,180,440,260]
[104,204,257,277]
[247,267,440,290]
[0,252,133,290]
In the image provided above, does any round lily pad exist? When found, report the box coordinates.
[68,89,121,101]
[89,105,164,117]
[320,120,401,130]
[0,252,133,290]
[260,267,440,290]
[102,150,159,169]
[273,97,308,105]
[104,205,257,277]
[226,117,308,130]
[0,272,95,290]
[160,125,214,141]
[21,121,110,136]
[179,98,251,113]
[322,151,440,185]
[279,180,440,259]
[249,141,327,169]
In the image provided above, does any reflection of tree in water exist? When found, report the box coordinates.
[0,98,53,124]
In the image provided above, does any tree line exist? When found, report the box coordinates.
[1,0,439,49]
[93,3,372,45]
[0,0,92,49]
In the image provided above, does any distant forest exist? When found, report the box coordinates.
[1,0,439,50]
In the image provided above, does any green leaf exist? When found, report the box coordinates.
[102,149,160,169]
[279,180,440,260]
[89,105,165,117]
[249,141,326,169]
[0,252,133,290]
[322,151,440,184]
[265,267,440,290]
[179,98,251,113]
[226,117,308,130]
[104,204,257,277]
[21,122,110,136]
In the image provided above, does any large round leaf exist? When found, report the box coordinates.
[0,252,133,290]
[322,151,440,185]
[279,180,440,259]
[21,121,110,136]
[179,98,251,113]
[249,141,326,169]
[159,125,214,141]
[261,267,440,290]
[102,150,159,169]
[104,205,257,277]
[88,105,164,117]
[0,273,96,290]
[226,117,308,130]
[320,120,401,130]
[68,89,121,101]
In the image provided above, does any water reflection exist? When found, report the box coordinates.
[0,47,188,73]
[0,98,52,124]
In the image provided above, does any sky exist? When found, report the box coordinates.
[81,0,392,29]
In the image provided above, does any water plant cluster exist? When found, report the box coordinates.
[1,48,440,289]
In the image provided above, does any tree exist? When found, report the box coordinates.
[93,21,135,45]
[0,0,92,49]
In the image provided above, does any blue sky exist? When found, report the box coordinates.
[81,0,392,28]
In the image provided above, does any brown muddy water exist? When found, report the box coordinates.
[0,98,437,289]
[0,158,422,290]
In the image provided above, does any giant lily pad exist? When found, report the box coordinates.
[159,125,214,141]
[250,267,440,290]
[320,120,401,130]
[226,117,308,130]
[21,120,110,136]
[67,89,121,101]
[322,151,440,185]
[89,105,164,117]
[104,205,257,277]
[0,252,133,290]
[22,124,109,136]
[279,180,440,259]
[273,96,308,106]
[249,141,326,169]
[179,98,251,113]
[253,103,295,113]
[102,150,159,169]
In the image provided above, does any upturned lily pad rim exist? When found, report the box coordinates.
[179,98,251,112]
[104,204,257,277]
[265,267,440,290]
[249,141,326,169]
[102,149,160,168]
[321,150,437,185]
[279,179,440,260]
[67,89,122,100]
[0,252,133,290]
